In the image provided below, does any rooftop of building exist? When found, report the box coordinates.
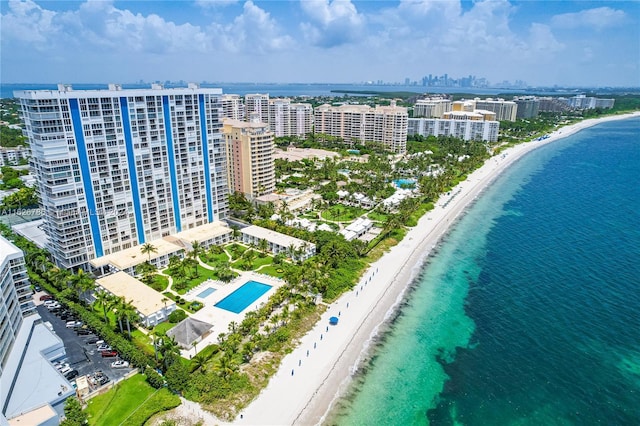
[91,221,232,271]
[1,315,71,421]
[90,236,184,271]
[0,235,21,261]
[96,271,174,317]
[12,219,48,250]
[241,225,314,250]
[14,83,222,99]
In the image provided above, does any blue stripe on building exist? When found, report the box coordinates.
[162,96,182,231]
[119,97,146,244]
[69,99,103,257]
[199,94,214,223]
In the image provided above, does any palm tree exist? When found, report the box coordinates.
[121,300,138,338]
[191,352,208,374]
[140,242,157,263]
[189,241,202,277]
[93,289,116,324]
[71,268,94,303]
[217,353,238,380]
[114,297,127,333]
[161,335,181,369]
[258,238,269,256]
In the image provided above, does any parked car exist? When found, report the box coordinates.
[101,350,118,358]
[97,344,111,352]
[111,360,129,368]
[47,303,62,310]
[54,362,69,371]
[34,285,41,292]
[43,299,58,306]
[59,365,72,375]
[85,337,100,344]
[66,321,83,328]
[39,295,53,301]
[64,370,79,380]
[76,329,92,335]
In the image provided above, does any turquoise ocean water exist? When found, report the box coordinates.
[329,117,640,425]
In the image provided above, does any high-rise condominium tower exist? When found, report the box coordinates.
[16,84,229,271]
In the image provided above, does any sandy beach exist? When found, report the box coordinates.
[170,112,639,426]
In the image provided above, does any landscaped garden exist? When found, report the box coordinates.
[320,204,367,222]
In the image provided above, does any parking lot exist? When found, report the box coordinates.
[35,293,134,390]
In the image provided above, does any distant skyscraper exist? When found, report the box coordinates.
[16,84,229,271]
[223,117,275,199]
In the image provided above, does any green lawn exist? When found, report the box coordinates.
[321,204,366,222]
[367,210,389,223]
[231,251,273,271]
[201,251,230,268]
[85,374,180,426]
[167,265,221,294]
[226,243,247,260]
[257,264,285,278]
[151,274,169,292]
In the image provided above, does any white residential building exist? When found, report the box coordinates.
[0,236,34,372]
[0,146,30,166]
[267,98,313,138]
[244,93,270,124]
[16,84,229,271]
[408,117,500,142]
[221,94,245,120]
[314,102,408,153]
[240,225,316,262]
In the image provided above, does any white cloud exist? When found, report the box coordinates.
[300,0,365,47]
[551,7,626,31]
[1,0,59,45]
[195,0,239,8]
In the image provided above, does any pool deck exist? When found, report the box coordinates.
[179,271,284,358]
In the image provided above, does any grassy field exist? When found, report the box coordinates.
[85,374,180,426]
[321,204,366,222]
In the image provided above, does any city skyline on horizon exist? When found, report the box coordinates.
[1,1,639,88]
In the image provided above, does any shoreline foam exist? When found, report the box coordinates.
[171,112,640,426]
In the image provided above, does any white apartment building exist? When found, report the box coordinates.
[245,93,270,124]
[267,98,314,138]
[16,84,229,271]
[0,146,30,167]
[413,98,452,118]
[314,102,408,153]
[408,117,500,142]
[0,236,34,373]
[566,95,615,109]
[221,94,245,121]
[223,118,275,200]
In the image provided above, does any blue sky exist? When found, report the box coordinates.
[1,0,638,87]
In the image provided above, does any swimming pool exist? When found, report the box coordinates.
[214,281,272,314]
[196,287,216,298]
[393,178,416,188]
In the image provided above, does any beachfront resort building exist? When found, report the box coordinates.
[565,95,615,110]
[513,96,540,119]
[313,102,408,153]
[413,98,452,118]
[409,114,500,142]
[223,117,275,200]
[15,84,229,271]
[240,225,316,262]
[94,271,177,327]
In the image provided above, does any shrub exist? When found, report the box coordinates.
[144,366,165,389]
[168,309,187,323]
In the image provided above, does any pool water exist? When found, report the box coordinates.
[196,287,216,298]
[393,178,416,188]
[214,281,272,314]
